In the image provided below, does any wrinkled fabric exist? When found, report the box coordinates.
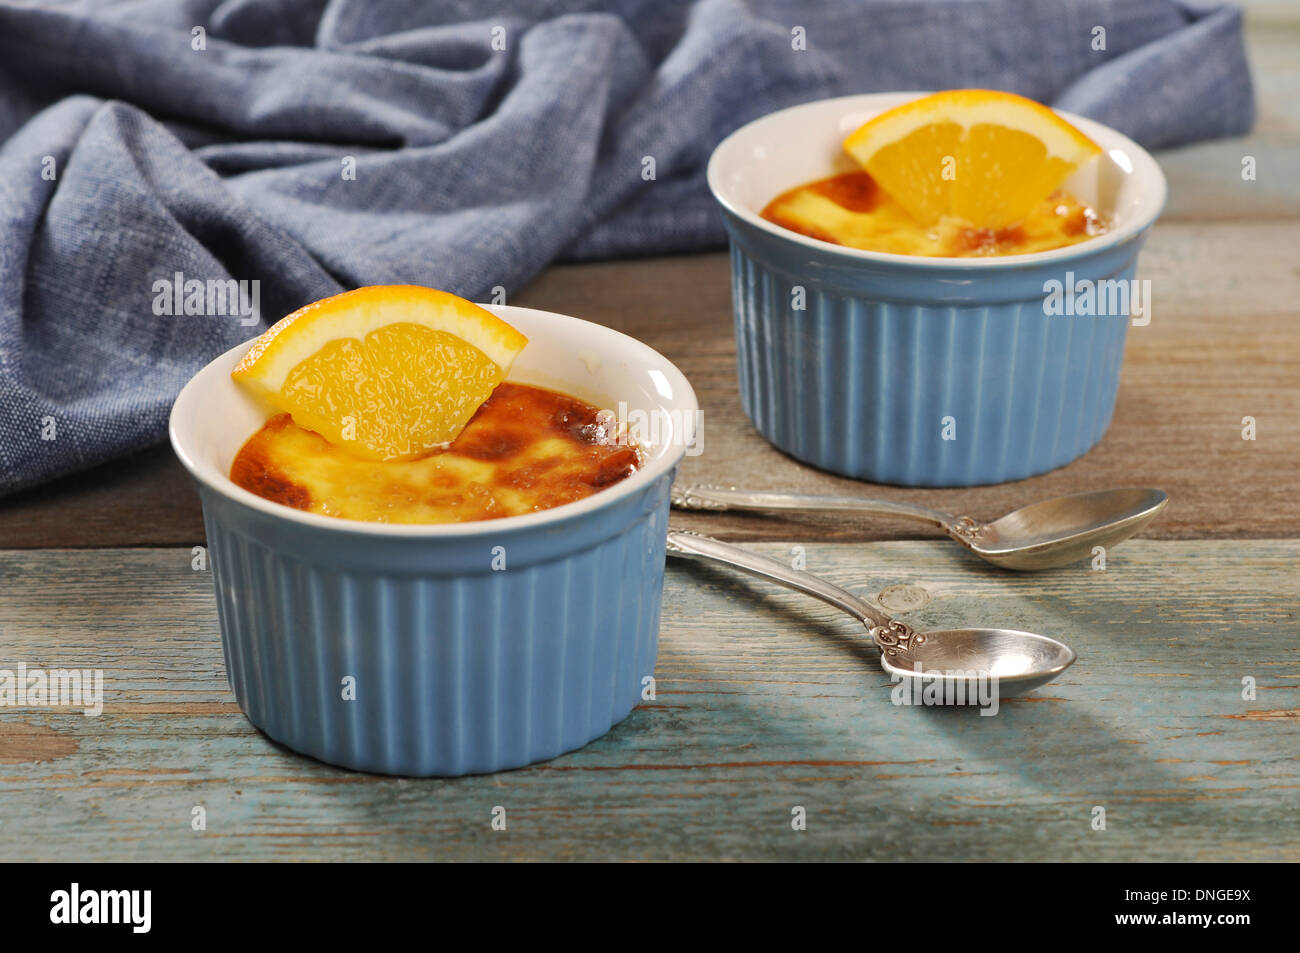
[0,0,1254,495]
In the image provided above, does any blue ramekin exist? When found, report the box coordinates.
[170,305,698,776]
[708,93,1167,486]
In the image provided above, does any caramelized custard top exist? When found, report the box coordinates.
[230,382,640,524]
[760,170,1107,257]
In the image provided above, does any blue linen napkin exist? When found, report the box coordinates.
[0,0,1253,496]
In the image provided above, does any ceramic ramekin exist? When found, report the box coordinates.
[170,305,698,776]
[708,92,1166,486]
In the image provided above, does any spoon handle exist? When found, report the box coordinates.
[665,530,924,656]
[671,484,957,531]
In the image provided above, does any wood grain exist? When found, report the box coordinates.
[2,216,1296,548]
[523,224,1300,544]
[0,542,1294,861]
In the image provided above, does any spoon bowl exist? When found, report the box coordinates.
[970,488,1169,570]
[880,627,1077,696]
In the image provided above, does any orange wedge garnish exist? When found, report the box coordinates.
[232,286,527,461]
[843,89,1103,229]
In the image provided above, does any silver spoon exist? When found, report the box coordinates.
[666,530,1077,696]
[672,485,1168,571]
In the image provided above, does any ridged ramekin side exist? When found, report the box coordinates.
[728,223,1143,486]
[200,476,671,776]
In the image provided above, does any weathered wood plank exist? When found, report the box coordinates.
[525,224,1300,544]
[2,215,1297,548]
[0,542,1295,861]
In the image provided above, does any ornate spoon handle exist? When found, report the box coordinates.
[664,529,925,657]
[671,483,966,530]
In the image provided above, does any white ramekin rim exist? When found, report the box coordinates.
[707,91,1167,270]
[169,304,698,538]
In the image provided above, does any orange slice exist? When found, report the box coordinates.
[842,89,1102,229]
[232,285,527,461]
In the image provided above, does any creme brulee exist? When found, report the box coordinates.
[230,382,639,524]
[760,171,1107,257]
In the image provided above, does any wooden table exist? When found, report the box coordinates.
[2,11,1297,861]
